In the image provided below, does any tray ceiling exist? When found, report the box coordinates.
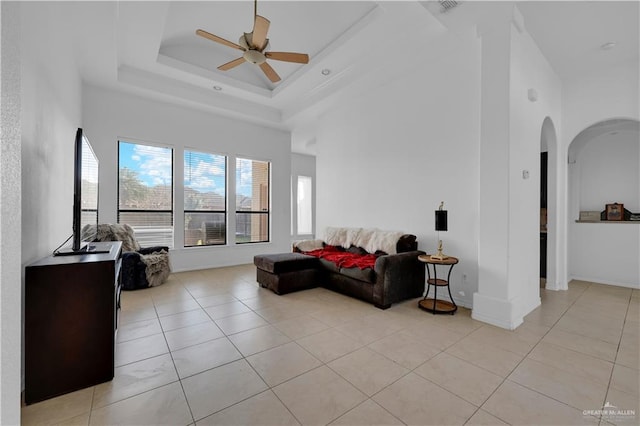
[159,1,377,92]
[36,1,636,143]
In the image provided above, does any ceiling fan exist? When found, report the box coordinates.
[196,0,309,83]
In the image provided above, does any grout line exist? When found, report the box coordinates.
[87,386,96,424]
[153,298,197,425]
[599,287,634,421]
[100,274,634,425]
[268,388,306,426]
[467,282,598,424]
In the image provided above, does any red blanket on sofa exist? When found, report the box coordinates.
[304,245,377,270]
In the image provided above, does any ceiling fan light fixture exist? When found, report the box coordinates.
[243,49,267,65]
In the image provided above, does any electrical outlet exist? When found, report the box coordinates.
[463,274,467,281]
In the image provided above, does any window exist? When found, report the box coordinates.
[118,141,173,247]
[80,139,99,230]
[297,176,313,235]
[184,150,226,246]
[236,158,269,243]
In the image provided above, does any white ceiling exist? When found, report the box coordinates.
[159,1,377,92]
[36,1,639,154]
[517,1,639,79]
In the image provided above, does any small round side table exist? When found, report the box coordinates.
[418,254,459,315]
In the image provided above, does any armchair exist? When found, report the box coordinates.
[81,223,171,290]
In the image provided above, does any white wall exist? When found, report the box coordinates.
[570,223,639,287]
[1,2,22,423]
[577,133,639,212]
[563,61,640,144]
[564,62,640,288]
[315,31,481,308]
[83,86,292,272]
[21,3,85,267]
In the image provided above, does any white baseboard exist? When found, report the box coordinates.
[569,274,640,289]
[471,292,522,330]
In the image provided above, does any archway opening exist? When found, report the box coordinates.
[568,118,639,287]
[540,117,558,290]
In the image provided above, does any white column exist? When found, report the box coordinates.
[473,14,521,329]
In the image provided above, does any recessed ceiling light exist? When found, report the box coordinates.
[600,42,617,50]
[321,69,331,76]
[213,85,222,91]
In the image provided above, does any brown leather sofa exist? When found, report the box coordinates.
[254,234,425,309]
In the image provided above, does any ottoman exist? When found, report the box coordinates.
[254,253,320,295]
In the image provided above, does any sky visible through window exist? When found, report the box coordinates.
[120,142,253,197]
[119,142,253,197]
[236,158,255,198]
[184,150,226,196]
[120,142,172,187]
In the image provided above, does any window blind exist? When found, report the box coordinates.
[235,158,270,243]
[184,150,227,246]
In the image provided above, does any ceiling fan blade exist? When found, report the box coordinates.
[252,15,270,50]
[265,52,309,64]
[259,62,281,83]
[218,57,246,71]
[196,29,245,51]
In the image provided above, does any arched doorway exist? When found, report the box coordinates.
[540,117,558,290]
[568,118,640,287]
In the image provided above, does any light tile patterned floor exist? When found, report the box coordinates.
[21,265,639,425]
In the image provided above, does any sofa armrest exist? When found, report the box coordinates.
[372,250,426,308]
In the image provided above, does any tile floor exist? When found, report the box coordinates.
[22,265,639,425]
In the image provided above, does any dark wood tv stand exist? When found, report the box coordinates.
[24,241,122,404]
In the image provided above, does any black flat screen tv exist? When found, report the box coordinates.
[55,128,100,255]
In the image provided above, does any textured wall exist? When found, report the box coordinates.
[1,2,22,423]
[16,1,84,413]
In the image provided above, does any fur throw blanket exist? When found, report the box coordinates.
[293,239,325,252]
[82,223,141,252]
[82,223,170,287]
[324,227,404,255]
[142,249,171,287]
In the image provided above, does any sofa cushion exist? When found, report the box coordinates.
[347,245,368,256]
[254,253,319,274]
[339,266,376,284]
[319,258,340,273]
